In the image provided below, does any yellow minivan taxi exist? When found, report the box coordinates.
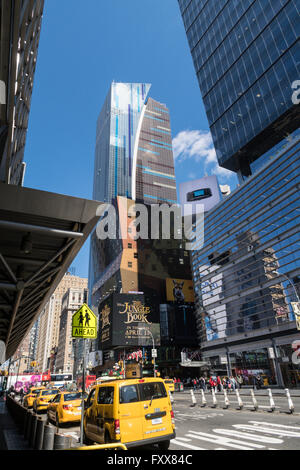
[83,377,175,450]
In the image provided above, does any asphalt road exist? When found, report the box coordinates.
[44,390,300,450]
[170,399,300,450]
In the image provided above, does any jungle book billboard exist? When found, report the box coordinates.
[98,293,160,349]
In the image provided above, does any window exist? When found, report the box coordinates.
[87,388,96,407]
[97,387,114,404]
[64,393,82,402]
[139,382,167,401]
[134,253,138,259]
[128,243,132,248]
[119,385,139,404]
[128,262,132,268]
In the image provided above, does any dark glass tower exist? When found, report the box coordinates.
[178,0,300,176]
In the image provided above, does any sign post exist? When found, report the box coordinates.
[72,304,97,446]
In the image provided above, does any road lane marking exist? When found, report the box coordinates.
[233,424,300,437]
[186,432,262,450]
[249,421,300,430]
[171,439,205,450]
[213,429,283,444]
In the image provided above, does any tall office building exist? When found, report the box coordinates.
[56,285,88,374]
[178,0,300,387]
[90,82,178,302]
[93,82,177,204]
[36,273,88,373]
[178,0,300,179]
[89,83,197,377]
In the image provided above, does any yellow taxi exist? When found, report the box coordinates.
[163,379,175,393]
[23,386,46,408]
[83,377,175,450]
[47,391,84,426]
[32,389,58,413]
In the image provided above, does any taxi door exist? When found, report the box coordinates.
[118,382,143,444]
[48,393,61,421]
[139,381,173,440]
[84,388,97,440]
[91,386,114,443]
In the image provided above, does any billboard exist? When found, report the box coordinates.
[166,278,195,303]
[99,293,160,349]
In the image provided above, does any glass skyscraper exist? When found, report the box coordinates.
[89,83,197,377]
[178,1,300,386]
[93,82,177,204]
[178,0,300,177]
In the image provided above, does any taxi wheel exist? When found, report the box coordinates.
[158,440,170,450]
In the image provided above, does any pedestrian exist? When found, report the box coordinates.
[256,375,263,390]
[19,387,24,404]
[217,376,222,392]
[230,376,237,391]
[193,378,197,391]
[236,374,243,389]
[199,376,206,391]
[209,376,216,393]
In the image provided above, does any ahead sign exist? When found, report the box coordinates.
[72,304,97,339]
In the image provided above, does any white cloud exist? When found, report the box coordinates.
[172,129,234,181]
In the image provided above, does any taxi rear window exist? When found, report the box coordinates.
[41,390,57,396]
[119,382,167,404]
[119,385,139,404]
[63,393,82,401]
[139,382,167,401]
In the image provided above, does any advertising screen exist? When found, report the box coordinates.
[166,278,195,303]
[98,293,160,349]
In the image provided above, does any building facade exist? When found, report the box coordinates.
[178,0,300,386]
[36,273,88,373]
[56,285,88,374]
[0,0,44,185]
[89,83,197,377]
[191,135,300,387]
[178,0,300,178]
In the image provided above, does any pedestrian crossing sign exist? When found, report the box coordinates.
[72,304,97,339]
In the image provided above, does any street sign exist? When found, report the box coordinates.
[291,302,300,331]
[72,303,97,339]
[151,349,157,358]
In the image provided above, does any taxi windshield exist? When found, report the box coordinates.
[63,393,82,401]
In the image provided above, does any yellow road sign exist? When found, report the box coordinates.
[72,304,97,339]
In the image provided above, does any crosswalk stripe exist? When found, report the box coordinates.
[249,421,300,430]
[213,429,283,444]
[171,439,205,450]
[186,432,258,450]
[233,424,300,437]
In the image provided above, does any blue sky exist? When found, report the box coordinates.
[24,0,238,278]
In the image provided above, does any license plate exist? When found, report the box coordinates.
[152,418,162,425]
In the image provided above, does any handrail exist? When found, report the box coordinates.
[65,443,127,451]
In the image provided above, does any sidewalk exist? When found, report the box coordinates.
[0,397,29,450]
